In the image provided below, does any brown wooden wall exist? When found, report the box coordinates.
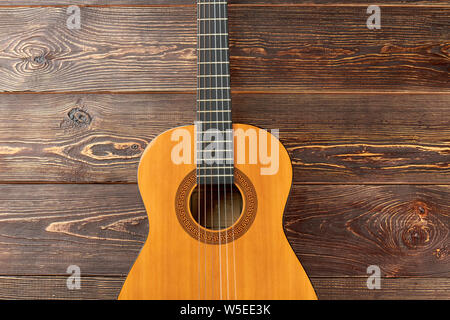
[0,1,448,299]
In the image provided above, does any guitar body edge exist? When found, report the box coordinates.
[119,123,317,300]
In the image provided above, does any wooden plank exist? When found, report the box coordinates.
[0,183,447,279]
[0,184,147,275]
[0,93,449,183]
[310,277,450,300]
[0,6,447,92]
[0,7,196,92]
[0,275,123,300]
[230,6,449,92]
[285,184,450,278]
[0,1,447,6]
[0,275,447,300]
[0,94,192,182]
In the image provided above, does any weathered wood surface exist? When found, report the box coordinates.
[0,6,447,92]
[285,185,450,278]
[0,276,124,300]
[0,3,448,300]
[0,1,448,6]
[0,184,447,277]
[0,276,448,300]
[310,277,450,300]
[0,93,449,183]
[0,184,146,275]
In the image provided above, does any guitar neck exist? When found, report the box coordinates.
[196,0,233,185]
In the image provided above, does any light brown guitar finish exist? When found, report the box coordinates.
[119,124,317,300]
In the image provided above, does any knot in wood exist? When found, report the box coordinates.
[33,55,46,64]
[413,201,430,219]
[402,225,430,249]
[68,108,92,126]
[433,247,448,260]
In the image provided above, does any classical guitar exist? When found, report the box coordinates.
[119,0,317,300]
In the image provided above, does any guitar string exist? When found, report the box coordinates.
[205,1,209,299]
[196,0,201,300]
[206,1,210,300]
[216,0,230,300]
[204,0,215,300]
[200,1,211,299]
[212,0,224,300]
[196,0,207,299]
[208,1,215,299]
[221,0,238,300]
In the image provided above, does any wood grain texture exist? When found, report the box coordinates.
[0,1,447,300]
[310,277,450,300]
[0,183,447,281]
[0,93,449,183]
[0,276,448,300]
[0,1,448,6]
[285,185,450,278]
[0,184,147,275]
[0,276,124,300]
[0,7,196,92]
[0,94,188,182]
[0,6,447,92]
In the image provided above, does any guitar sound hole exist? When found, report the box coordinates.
[189,184,243,230]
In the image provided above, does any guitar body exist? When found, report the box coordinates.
[119,123,317,300]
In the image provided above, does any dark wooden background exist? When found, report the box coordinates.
[0,1,448,299]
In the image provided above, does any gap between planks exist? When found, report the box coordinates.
[1,182,450,186]
[0,274,447,278]
[0,91,449,95]
[0,4,448,8]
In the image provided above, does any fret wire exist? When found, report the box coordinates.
[197,173,234,178]
[197,48,228,51]
[198,149,232,152]
[197,132,232,135]
[197,120,232,123]
[197,168,234,171]
[197,75,229,78]
[197,111,231,113]
[197,158,233,161]
[197,87,230,89]
[198,18,228,21]
[197,120,231,124]
[198,61,229,64]
[198,33,228,36]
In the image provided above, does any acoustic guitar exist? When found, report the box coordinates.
[119,0,317,300]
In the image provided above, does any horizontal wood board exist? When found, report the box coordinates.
[0,6,446,92]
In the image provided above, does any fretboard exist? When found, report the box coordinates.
[196,0,233,185]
